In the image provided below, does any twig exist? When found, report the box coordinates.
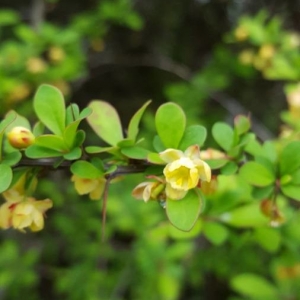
[31,0,45,32]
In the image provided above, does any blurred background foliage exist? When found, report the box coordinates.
[1,0,300,299]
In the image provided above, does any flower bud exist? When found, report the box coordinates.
[7,126,35,149]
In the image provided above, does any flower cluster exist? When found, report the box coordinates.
[132,145,211,202]
[71,175,106,200]
[0,175,52,232]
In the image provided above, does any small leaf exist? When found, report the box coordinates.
[234,115,251,135]
[239,162,275,187]
[87,101,123,146]
[155,102,186,148]
[0,111,17,133]
[34,84,66,136]
[220,203,268,228]
[147,152,165,164]
[279,141,300,175]
[25,145,62,158]
[168,220,202,239]
[153,135,165,152]
[71,160,103,179]
[212,122,234,151]
[254,227,281,253]
[127,100,151,141]
[231,273,278,299]
[179,125,207,150]
[281,184,300,201]
[63,120,80,149]
[203,222,229,245]
[206,159,228,169]
[2,151,22,166]
[121,146,150,159]
[166,190,202,231]
[66,104,80,125]
[221,161,238,175]
[63,147,82,160]
[35,135,68,151]
[85,146,116,154]
[0,164,13,193]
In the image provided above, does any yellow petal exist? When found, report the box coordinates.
[71,175,98,195]
[0,202,14,229]
[89,178,106,200]
[184,145,200,160]
[132,182,150,200]
[165,184,187,200]
[32,198,53,213]
[159,149,183,163]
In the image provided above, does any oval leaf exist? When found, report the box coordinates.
[179,125,207,150]
[71,160,103,179]
[0,164,13,193]
[239,162,275,187]
[231,273,278,299]
[87,101,123,146]
[121,146,150,160]
[166,190,202,231]
[34,84,66,136]
[279,141,300,175]
[127,100,151,141]
[212,122,234,151]
[155,102,186,148]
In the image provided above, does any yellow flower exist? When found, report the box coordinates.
[234,26,249,41]
[132,181,162,202]
[0,197,52,231]
[71,175,106,200]
[7,126,35,149]
[159,145,211,192]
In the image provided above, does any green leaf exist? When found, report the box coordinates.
[179,125,207,150]
[121,146,150,159]
[4,112,31,132]
[206,159,228,169]
[203,222,229,245]
[87,101,123,146]
[71,160,103,179]
[127,100,151,141]
[281,184,300,201]
[0,111,17,133]
[212,122,234,151]
[166,190,202,231]
[35,135,67,151]
[239,162,275,187]
[234,115,251,135]
[252,185,274,200]
[168,220,202,239]
[254,227,281,253]
[63,147,82,160]
[153,135,165,152]
[0,164,13,193]
[221,161,238,175]
[33,84,66,136]
[220,203,268,228]
[279,141,300,175]
[147,152,165,164]
[85,146,116,154]
[2,151,22,166]
[25,145,62,158]
[63,120,80,149]
[231,273,278,300]
[155,102,186,148]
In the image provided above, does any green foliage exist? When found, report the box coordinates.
[166,190,202,231]
[155,102,186,149]
[1,5,300,300]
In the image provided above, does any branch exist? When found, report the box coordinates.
[31,0,45,32]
